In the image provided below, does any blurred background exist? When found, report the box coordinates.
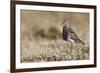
[21,10,89,44]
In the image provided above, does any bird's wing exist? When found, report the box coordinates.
[68,28,84,44]
[68,28,79,40]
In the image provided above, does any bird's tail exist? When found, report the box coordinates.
[80,40,85,45]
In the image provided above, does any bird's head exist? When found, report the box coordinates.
[62,20,71,29]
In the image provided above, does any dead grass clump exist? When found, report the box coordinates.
[21,40,89,63]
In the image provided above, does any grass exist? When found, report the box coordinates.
[21,39,89,63]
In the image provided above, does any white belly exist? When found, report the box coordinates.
[67,35,75,43]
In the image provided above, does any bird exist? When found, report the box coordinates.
[62,20,85,45]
